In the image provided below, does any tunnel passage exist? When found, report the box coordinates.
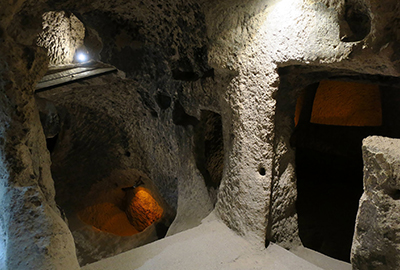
[194,110,224,205]
[292,79,400,262]
[37,10,102,67]
[339,1,371,42]
[35,89,177,266]
[35,10,181,266]
[37,11,85,66]
[78,185,163,237]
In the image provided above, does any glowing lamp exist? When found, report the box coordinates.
[76,52,88,63]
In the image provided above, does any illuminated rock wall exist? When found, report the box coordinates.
[352,136,400,269]
[125,187,163,232]
[204,0,400,252]
[37,11,85,66]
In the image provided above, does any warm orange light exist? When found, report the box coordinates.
[310,80,382,126]
[78,187,163,236]
[125,187,163,232]
[78,202,139,236]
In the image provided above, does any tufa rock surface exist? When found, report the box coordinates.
[37,11,85,66]
[351,136,400,270]
[0,1,80,269]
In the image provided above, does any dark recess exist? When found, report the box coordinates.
[155,92,172,110]
[23,46,35,70]
[194,110,224,205]
[295,145,363,262]
[137,90,158,118]
[172,69,199,81]
[155,222,169,239]
[341,2,371,42]
[172,68,214,81]
[46,134,59,153]
[389,190,400,200]
[292,81,400,262]
[172,101,199,126]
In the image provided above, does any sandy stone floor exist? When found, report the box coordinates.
[82,212,351,270]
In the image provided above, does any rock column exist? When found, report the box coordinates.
[352,136,400,270]
[0,17,80,270]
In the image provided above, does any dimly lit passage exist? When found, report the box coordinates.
[79,187,163,236]
[194,110,224,205]
[292,80,383,262]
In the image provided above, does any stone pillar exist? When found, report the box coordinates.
[215,62,277,245]
[351,136,400,270]
[0,27,80,270]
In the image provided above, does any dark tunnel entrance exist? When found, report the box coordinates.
[290,79,400,262]
[294,133,365,262]
[194,110,224,206]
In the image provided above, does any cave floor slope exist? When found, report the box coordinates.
[82,212,350,270]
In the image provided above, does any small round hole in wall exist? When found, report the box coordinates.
[259,167,266,176]
[389,189,400,200]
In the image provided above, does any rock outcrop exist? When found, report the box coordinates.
[37,11,85,66]
[352,136,400,270]
[0,1,80,269]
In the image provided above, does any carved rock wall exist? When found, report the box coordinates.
[0,1,80,269]
[37,11,85,66]
[203,0,400,250]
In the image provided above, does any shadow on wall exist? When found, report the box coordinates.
[171,102,224,207]
[339,0,371,42]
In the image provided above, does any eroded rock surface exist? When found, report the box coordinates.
[37,11,85,66]
[0,1,80,269]
[351,136,400,270]
[125,187,164,232]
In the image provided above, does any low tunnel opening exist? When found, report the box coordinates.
[78,185,163,237]
[291,79,400,262]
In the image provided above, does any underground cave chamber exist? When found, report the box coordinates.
[78,184,164,237]
[37,93,224,266]
[34,11,179,265]
[290,78,400,262]
[37,86,226,265]
[6,0,400,268]
[37,90,178,266]
[35,9,226,265]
